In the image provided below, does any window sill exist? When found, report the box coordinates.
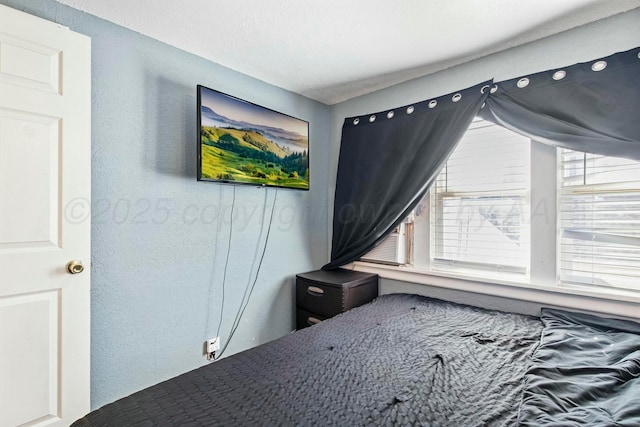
[350,261,640,320]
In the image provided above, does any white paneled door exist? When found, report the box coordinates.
[0,5,91,426]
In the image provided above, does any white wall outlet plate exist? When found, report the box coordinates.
[205,337,220,360]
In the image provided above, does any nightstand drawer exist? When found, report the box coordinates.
[296,269,378,318]
[296,281,344,317]
[296,308,327,330]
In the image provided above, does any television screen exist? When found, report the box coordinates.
[197,85,309,190]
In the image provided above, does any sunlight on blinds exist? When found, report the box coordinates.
[560,150,640,290]
[432,119,530,273]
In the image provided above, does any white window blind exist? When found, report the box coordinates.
[559,149,640,291]
[431,119,530,274]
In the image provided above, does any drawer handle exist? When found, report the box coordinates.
[307,316,322,325]
[307,286,324,296]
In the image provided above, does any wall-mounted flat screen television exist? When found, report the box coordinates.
[197,85,309,190]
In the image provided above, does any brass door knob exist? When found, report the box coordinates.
[66,260,84,274]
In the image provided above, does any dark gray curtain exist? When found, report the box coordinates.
[323,81,491,269]
[479,47,640,161]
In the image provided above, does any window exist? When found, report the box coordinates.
[360,119,640,299]
[559,150,640,291]
[431,119,530,275]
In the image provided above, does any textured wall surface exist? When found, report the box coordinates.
[0,0,330,409]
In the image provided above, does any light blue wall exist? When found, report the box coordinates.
[0,0,330,409]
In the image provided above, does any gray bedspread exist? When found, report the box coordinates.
[73,294,543,426]
[518,308,640,426]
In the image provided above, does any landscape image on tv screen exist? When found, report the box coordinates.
[198,85,309,190]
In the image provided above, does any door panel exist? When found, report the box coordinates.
[0,110,60,249]
[0,36,61,94]
[0,291,59,427]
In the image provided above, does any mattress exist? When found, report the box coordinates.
[73,294,544,426]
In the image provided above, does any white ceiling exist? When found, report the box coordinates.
[56,0,640,105]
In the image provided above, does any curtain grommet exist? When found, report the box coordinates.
[369,115,376,122]
[481,102,486,109]
[490,85,498,94]
[452,93,462,102]
[428,100,437,109]
[387,111,394,119]
[517,78,530,88]
[552,70,566,80]
[353,118,359,125]
[481,85,490,94]
[406,106,415,114]
[637,51,640,59]
[591,61,607,72]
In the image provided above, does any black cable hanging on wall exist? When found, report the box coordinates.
[215,187,278,360]
[215,185,236,338]
[203,186,225,346]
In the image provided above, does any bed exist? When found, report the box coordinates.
[72,294,640,426]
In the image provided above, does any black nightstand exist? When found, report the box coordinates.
[295,268,378,329]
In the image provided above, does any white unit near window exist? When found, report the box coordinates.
[431,119,530,275]
[559,149,640,291]
[361,223,408,265]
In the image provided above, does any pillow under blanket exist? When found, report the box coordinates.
[518,308,640,426]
